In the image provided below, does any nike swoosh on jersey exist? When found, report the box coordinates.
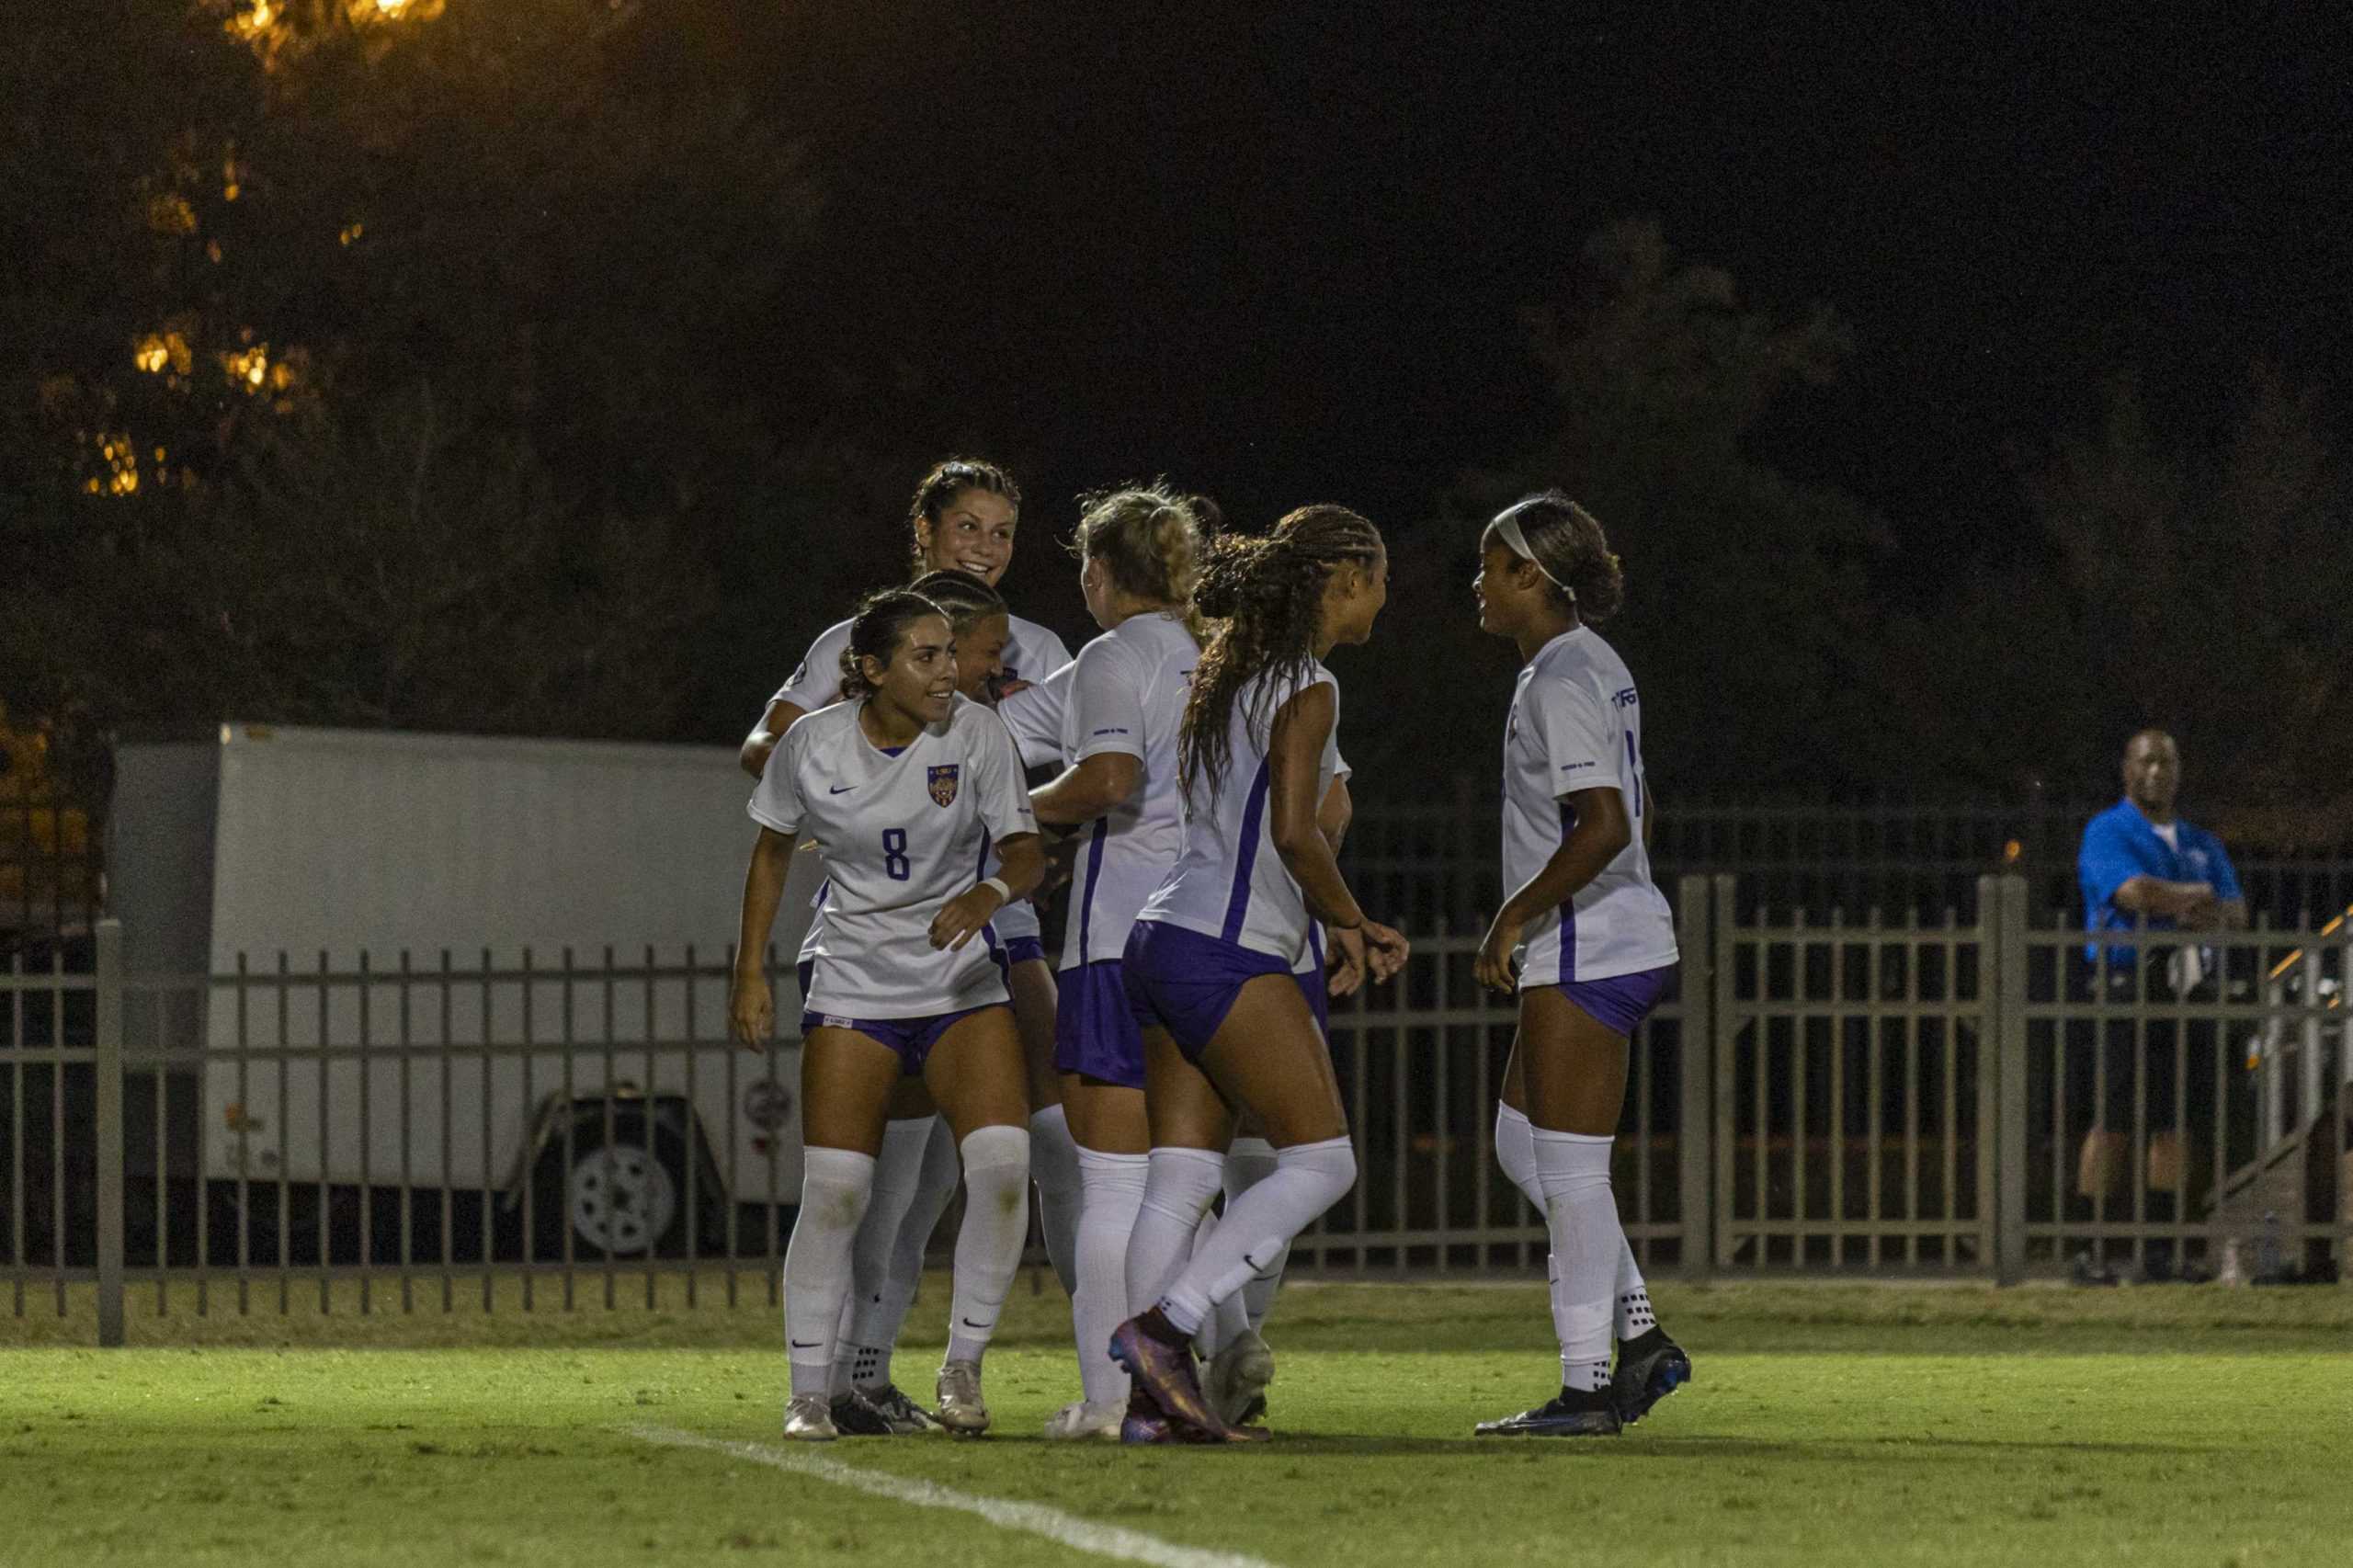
[828,783,855,793]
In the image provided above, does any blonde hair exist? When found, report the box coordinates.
[1072,483,1206,638]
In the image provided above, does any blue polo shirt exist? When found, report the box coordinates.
[2078,798,2240,963]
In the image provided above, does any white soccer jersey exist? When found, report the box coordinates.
[1503,628,1677,985]
[770,613,1074,713]
[998,661,1074,770]
[1138,663,1340,966]
[750,695,1037,1017]
[1058,612,1199,969]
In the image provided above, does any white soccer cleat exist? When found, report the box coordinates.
[782,1392,838,1442]
[1203,1328,1275,1428]
[1041,1399,1126,1441]
[934,1359,991,1437]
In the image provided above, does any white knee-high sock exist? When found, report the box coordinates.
[858,1114,959,1386]
[1126,1146,1226,1327]
[1195,1209,1249,1356]
[944,1125,1030,1367]
[1069,1147,1147,1406]
[784,1146,875,1399]
[1222,1137,1288,1332]
[1156,1137,1354,1336]
[1532,1127,1618,1392]
[1029,1104,1083,1298]
[1497,1103,1654,1342]
[835,1117,936,1395]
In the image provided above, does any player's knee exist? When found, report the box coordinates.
[1277,1134,1357,1207]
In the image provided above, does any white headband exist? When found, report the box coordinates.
[1494,515,1575,602]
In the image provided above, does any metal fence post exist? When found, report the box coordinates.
[1675,875,1714,1279]
[1710,873,1739,1270]
[1991,876,2029,1285]
[95,919,125,1346]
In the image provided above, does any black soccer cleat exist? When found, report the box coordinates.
[828,1390,898,1437]
[1609,1328,1692,1426]
[1473,1387,1622,1438]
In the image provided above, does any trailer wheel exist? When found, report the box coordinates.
[539,1125,687,1259]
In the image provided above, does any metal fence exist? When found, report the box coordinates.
[7,883,2350,1341]
[1342,791,2353,928]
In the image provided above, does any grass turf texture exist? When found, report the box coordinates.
[5,1278,2349,1567]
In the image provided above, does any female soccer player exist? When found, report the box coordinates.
[1018,486,1205,1440]
[736,460,1083,1431]
[730,587,1045,1442]
[1108,504,1410,1443]
[1467,492,1691,1438]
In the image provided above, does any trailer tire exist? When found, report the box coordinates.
[536,1123,688,1259]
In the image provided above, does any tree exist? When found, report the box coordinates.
[1356,221,1887,797]
[2,0,842,752]
[1887,368,2353,842]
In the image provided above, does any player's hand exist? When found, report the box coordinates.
[730,971,774,1048]
[930,884,1006,951]
[996,677,1033,699]
[1326,926,1368,998]
[1474,914,1521,994]
[1362,920,1410,985]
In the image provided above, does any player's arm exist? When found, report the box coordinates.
[1476,785,1631,993]
[1642,779,1655,849]
[729,825,800,1044]
[739,699,808,779]
[1317,774,1353,858]
[928,832,1046,952]
[1269,684,1407,983]
[1029,755,1141,827]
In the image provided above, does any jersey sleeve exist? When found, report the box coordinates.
[1523,675,1624,797]
[2076,812,2145,920]
[1331,746,1352,783]
[768,619,852,711]
[1012,621,1076,686]
[746,728,807,835]
[997,664,1071,769]
[967,709,1039,846]
[1068,636,1149,763]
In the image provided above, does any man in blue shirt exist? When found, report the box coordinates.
[2079,729,2246,963]
[2073,729,2246,1241]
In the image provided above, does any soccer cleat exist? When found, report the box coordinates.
[782,1392,838,1442]
[1108,1311,1267,1443]
[1473,1388,1622,1438]
[1042,1400,1126,1441]
[933,1360,991,1437]
[1203,1328,1276,1430]
[858,1382,944,1435]
[1609,1329,1692,1426]
[828,1389,897,1437]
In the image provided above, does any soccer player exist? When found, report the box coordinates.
[1109,504,1409,1443]
[1017,486,1205,1440]
[731,587,1045,1442]
[737,460,1083,1432]
[1467,492,1691,1437]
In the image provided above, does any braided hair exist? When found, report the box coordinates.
[1179,504,1382,806]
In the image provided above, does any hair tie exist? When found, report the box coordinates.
[1494,515,1576,603]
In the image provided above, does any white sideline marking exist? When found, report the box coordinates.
[630,1425,1282,1568]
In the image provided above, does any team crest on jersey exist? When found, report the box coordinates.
[926,765,961,807]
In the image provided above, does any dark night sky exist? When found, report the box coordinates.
[768,4,2349,588]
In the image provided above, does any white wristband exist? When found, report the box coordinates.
[980,876,1011,903]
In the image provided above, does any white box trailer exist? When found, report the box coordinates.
[108,723,825,1257]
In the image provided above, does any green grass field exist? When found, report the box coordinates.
[5,1276,2350,1567]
